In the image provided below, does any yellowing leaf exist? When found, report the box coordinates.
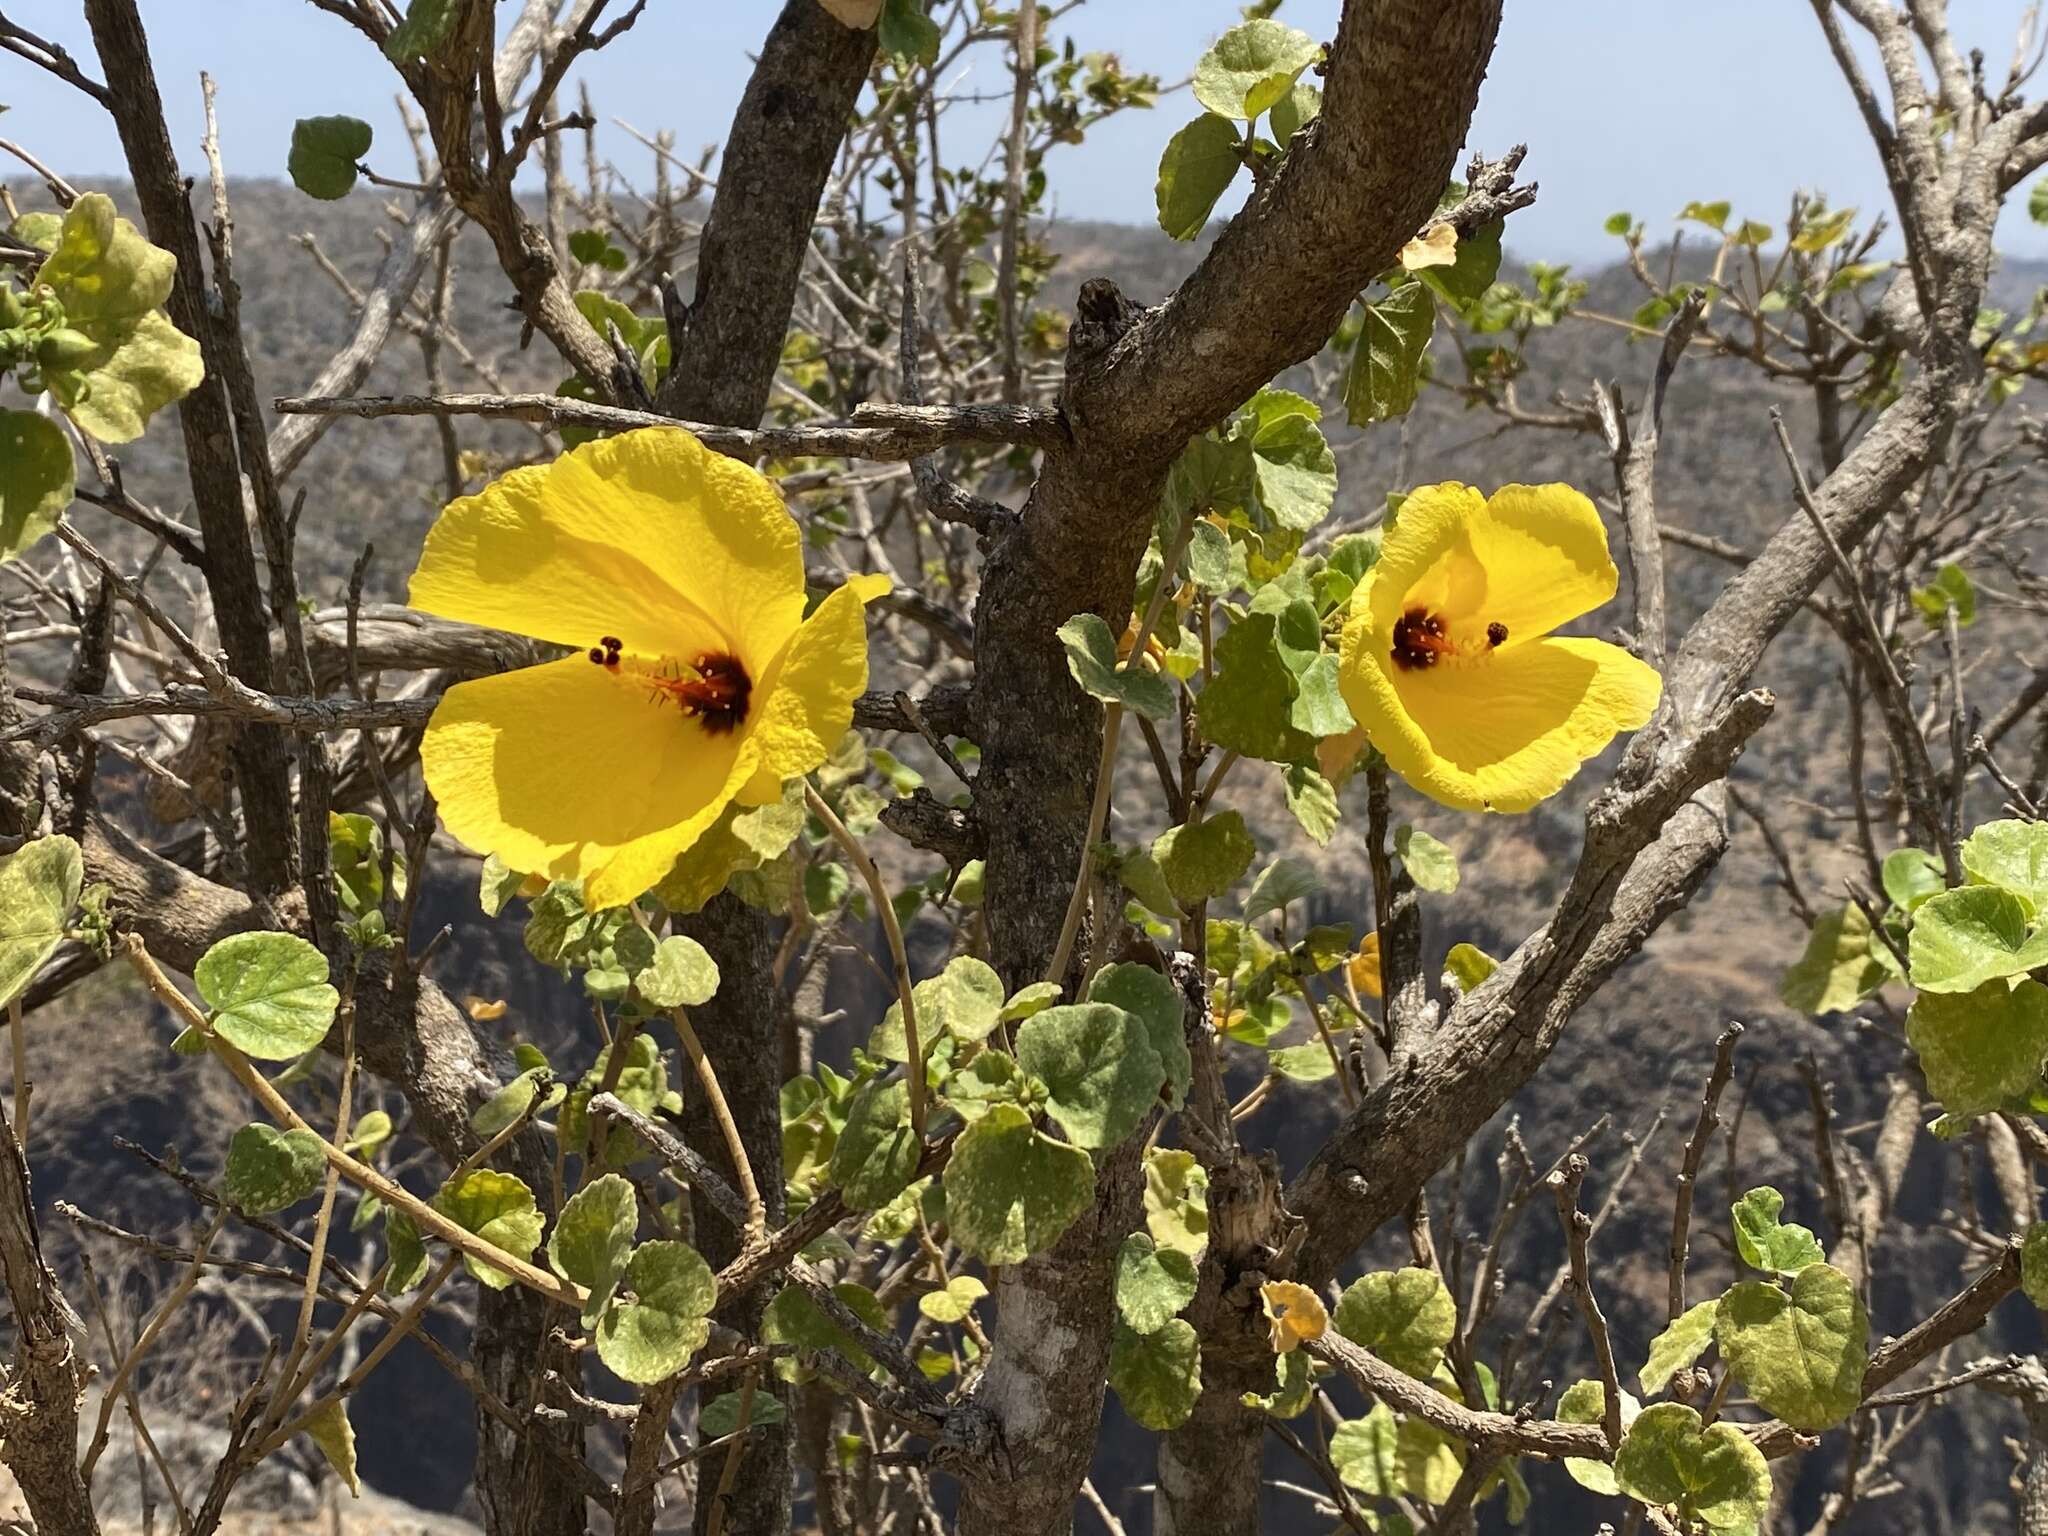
[302,1399,360,1497]
[1399,223,1459,272]
[817,0,884,26]
[1261,1280,1328,1353]
[464,994,508,1021]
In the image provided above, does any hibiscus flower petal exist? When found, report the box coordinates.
[423,655,758,910]
[1366,482,1489,635]
[1462,484,1620,643]
[407,428,806,667]
[1338,632,1660,813]
[734,573,891,806]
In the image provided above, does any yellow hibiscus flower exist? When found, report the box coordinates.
[408,427,887,910]
[1337,482,1661,813]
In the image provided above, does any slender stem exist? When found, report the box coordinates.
[8,997,26,1142]
[674,1010,767,1242]
[272,991,356,1420]
[120,936,585,1310]
[1298,982,1357,1109]
[805,780,925,1137]
[1047,701,1122,987]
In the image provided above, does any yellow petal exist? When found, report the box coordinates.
[1261,1280,1329,1354]
[423,655,757,910]
[408,427,807,673]
[1366,482,1617,645]
[734,574,888,805]
[1338,628,1660,813]
[1348,930,1383,999]
[1398,222,1458,272]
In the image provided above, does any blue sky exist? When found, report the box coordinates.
[9,0,2048,260]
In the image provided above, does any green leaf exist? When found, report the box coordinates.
[653,794,805,914]
[1155,113,1243,241]
[1114,848,1181,920]
[595,1240,716,1384]
[1882,848,1944,912]
[1192,19,1321,119]
[63,310,206,444]
[1396,1415,1465,1503]
[0,411,72,562]
[1058,614,1175,722]
[382,0,461,61]
[1909,886,2048,993]
[1332,1267,1455,1379]
[1087,963,1191,1111]
[1639,1298,1718,1395]
[1962,820,2048,913]
[1418,218,1504,306]
[1243,857,1321,922]
[1791,205,1855,253]
[1443,943,1496,993]
[1282,764,1341,845]
[1715,1263,1868,1430]
[2032,178,2048,226]
[471,1067,562,1138]
[567,228,628,273]
[36,192,174,323]
[2023,1223,2048,1309]
[1248,410,1336,532]
[1613,1401,1771,1532]
[287,115,372,200]
[943,1103,1096,1264]
[761,1281,888,1377]
[1268,80,1320,141]
[433,1169,544,1291]
[1015,1003,1166,1151]
[1152,811,1256,909]
[1114,1232,1199,1333]
[1330,1404,1399,1495]
[1731,1187,1825,1275]
[1243,1349,1314,1419]
[1908,978,2048,1118]
[1394,825,1459,893]
[301,1399,360,1498]
[1558,1379,1639,1494]
[0,835,81,1007]
[917,1274,988,1324]
[1911,562,1977,627]
[223,1124,326,1216]
[1001,981,1063,1023]
[550,1173,638,1325]
[871,955,1006,1060]
[700,1387,786,1438]
[878,0,940,64]
[828,1079,920,1211]
[1268,1043,1336,1081]
[636,934,720,1009]
[1285,656,1353,744]
[1344,283,1434,426]
[385,1208,428,1293]
[1780,902,1891,1014]
[195,932,339,1060]
[1678,200,1732,232]
[1108,1318,1201,1430]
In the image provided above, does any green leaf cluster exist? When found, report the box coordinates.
[1152,20,1322,239]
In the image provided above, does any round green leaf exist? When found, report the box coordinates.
[1108,1318,1201,1430]
[917,1274,988,1324]
[1907,977,2048,1118]
[1200,616,1317,766]
[36,194,174,324]
[1058,613,1176,721]
[1908,885,2048,994]
[1882,847,1944,911]
[1192,19,1322,120]
[383,0,461,60]
[1087,963,1191,1110]
[636,934,720,1009]
[1780,902,1891,1015]
[870,955,1006,1060]
[0,834,81,1007]
[1332,1267,1455,1380]
[1558,1379,1639,1494]
[1394,825,1460,893]
[1015,1003,1166,1151]
[828,1078,920,1211]
[223,1124,326,1216]
[1612,1402,1771,1532]
[0,412,73,562]
[194,931,339,1060]
[1155,112,1243,241]
[1269,80,1321,141]
[1714,1263,1868,1430]
[432,1168,543,1291]
[63,309,204,445]
[1143,1147,1209,1258]
[1963,820,2048,914]
[2024,1223,2048,1310]
[595,1239,716,1384]
[549,1173,638,1324]
[1114,1232,1198,1334]
[1331,1403,1398,1495]
[700,1387,786,1438]
[1344,282,1434,426]
[1152,811,1256,910]
[1639,1298,1718,1395]
[943,1103,1095,1265]
[288,116,373,200]
[1731,1186,1826,1275]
